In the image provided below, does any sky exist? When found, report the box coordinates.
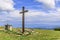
[0,0,60,29]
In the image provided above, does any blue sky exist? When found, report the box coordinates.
[0,0,60,29]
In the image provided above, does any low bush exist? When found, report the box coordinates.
[54,28,60,31]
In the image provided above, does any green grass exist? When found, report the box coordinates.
[0,27,60,40]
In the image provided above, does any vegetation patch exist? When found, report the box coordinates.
[0,27,60,40]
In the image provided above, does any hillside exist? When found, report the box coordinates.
[0,27,60,40]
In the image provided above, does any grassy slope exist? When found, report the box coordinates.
[0,28,60,40]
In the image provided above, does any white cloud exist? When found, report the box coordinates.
[0,0,15,10]
[0,0,16,22]
[26,10,48,16]
[36,0,55,8]
[8,10,21,18]
[0,0,22,21]
[25,10,60,23]
[0,8,60,25]
[0,0,60,27]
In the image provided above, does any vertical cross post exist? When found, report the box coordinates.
[20,6,28,33]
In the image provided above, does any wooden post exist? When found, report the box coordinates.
[20,6,28,33]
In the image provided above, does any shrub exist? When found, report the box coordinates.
[54,28,60,31]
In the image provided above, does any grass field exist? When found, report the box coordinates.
[0,27,60,40]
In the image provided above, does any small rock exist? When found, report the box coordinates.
[36,32,39,34]
[32,31,35,33]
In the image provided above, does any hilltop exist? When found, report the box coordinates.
[0,27,60,40]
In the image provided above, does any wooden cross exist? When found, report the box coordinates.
[20,6,28,33]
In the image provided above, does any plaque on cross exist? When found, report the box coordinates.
[20,6,28,33]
